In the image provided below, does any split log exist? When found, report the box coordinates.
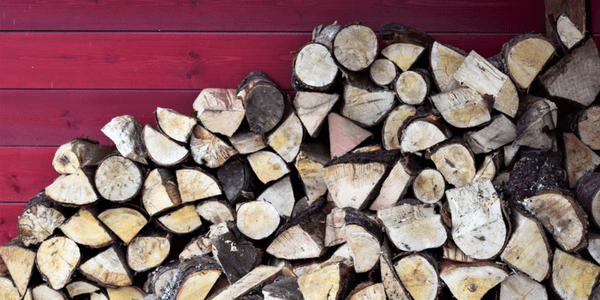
[149,257,222,300]
[193,88,245,137]
[98,207,148,245]
[394,253,441,300]
[52,138,111,175]
[293,91,339,138]
[218,158,259,203]
[142,168,182,216]
[413,168,445,204]
[143,261,179,297]
[379,242,411,300]
[503,143,520,167]
[430,41,466,92]
[228,131,267,154]
[0,239,36,296]
[400,114,450,153]
[18,191,66,246]
[95,155,143,202]
[346,282,386,300]
[209,222,260,284]
[472,152,500,184]
[430,87,492,128]
[91,291,109,300]
[551,249,600,300]
[507,151,567,202]
[321,159,386,210]
[379,21,434,48]
[267,112,303,163]
[295,144,329,203]
[158,205,202,234]
[80,246,134,287]
[563,132,600,188]
[36,236,80,289]
[441,239,476,263]
[262,275,303,300]
[127,226,171,272]
[377,200,447,251]
[513,98,557,151]
[556,13,584,50]
[344,210,382,273]
[428,140,476,187]
[499,272,548,300]
[292,42,339,92]
[369,58,397,87]
[190,125,237,168]
[312,22,341,49]
[0,277,20,300]
[464,114,517,154]
[328,112,372,158]
[446,180,507,260]
[381,43,425,72]
[576,172,600,228]
[257,175,295,218]
[341,83,395,127]
[59,208,114,248]
[45,168,98,206]
[575,105,600,150]
[297,260,353,300]
[31,284,67,300]
[370,154,421,210]
[196,199,235,225]
[589,232,600,264]
[454,50,508,99]
[247,150,290,184]
[237,201,280,240]
[395,69,429,105]
[540,38,600,107]
[382,104,416,150]
[179,235,213,260]
[155,107,197,143]
[439,261,508,300]
[101,115,147,164]
[106,286,146,300]
[237,71,285,134]
[493,75,519,118]
[143,125,189,166]
[176,168,222,204]
[212,265,282,300]
[332,24,378,72]
[66,280,100,298]
[500,209,551,282]
[502,35,555,90]
[325,207,347,247]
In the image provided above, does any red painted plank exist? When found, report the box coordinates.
[593,0,599,33]
[0,148,57,203]
[0,203,27,245]
[0,0,545,33]
[0,32,519,90]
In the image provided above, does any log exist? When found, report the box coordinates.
[312,22,341,49]
[293,91,339,138]
[98,207,148,245]
[143,125,189,166]
[0,277,20,300]
[576,172,600,228]
[196,199,235,225]
[551,249,600,300]
[262,275,303,300]
[328,112,372,158]
[155,107,197,143]
[394,253,441,300]
[341,82,395,127]
[473,152,500,183]
[176,168,222,204]
[395,69,429,105]
[382,104,416,150]
[45,168,99,206]
[52,138,111,175]
[36,236,80,290]
[400,114,450,153]
[346,282,386,300]
[446,180,507,260]
[506,150,567,202]
[332,24,378,72]
[439,261,508,300]
[31,284,67,300]
[193,88,245,137]
[377,200,447,252]
[454,50,508,99]
[381,43,425,72]
[18,191,66,247]
[66,280,100,298]
[379,21,434,48]
[218,158,259,203]
[502,34,555,90]
[514,98,557,151]
[179,235,212,261]
[158,205,202,234]
[344,210,382,273]
[291,42,339,92]
[544,0,587,38]
[325,207,347,247]
[500,209,551,282]
[564,132,600,188]
[228,131,267,154]
[0,239,36,296]
[540,37,600,107]
[412,168,445,204]
[257,175,295,218]
[428,140,476,187]
[430,87,492,128]
[464,114,517,154]
[379,242,411,300]
[190,125,238,168]
[369,58,397,87]
[575,105,600,150]
[101,115,148,164]
[267,112,303,163]
[297,260,353,300]
[95,155,143,202]
[209,222,260,284]
[91,291,109,300]
[322,159,386,210]
[589,231,600,265]
[247,150,290,184]
[555,13,584,50]
[499,272,547,300]
[237,71,285,134]
[106,286,146,300]
[174,267,222,300]
[493,75,519,118]
[236,201,280,240]
[430,41,466,92]
[142,168,182,216]
[148,257,222,300]
[80,246,134,287]
[212,265,282,300]
[59,208,114,248]
[127,226,171,272]
[369,154,421,210]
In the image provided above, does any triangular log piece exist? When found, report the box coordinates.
[211,265,282,300]
[247,150,290,184]
[257,175,295,218]
[59,208,114,248]
[322,161,386,210]
[454,50,508,99]
[193,88,245,137]
[382,43,425,72]
[45,168,99,206]
[430,87,492,128]
[346,282,386,300]
[176,168,222,204]
[209,222,260,284]
[493,75,519,118]
[430,41,466,92]
[79,246,133,287]
[155,107,197,143]
[18,191,66,247]
[0,277,20,300]
[297,261,353,300]
[440,260,508,300]
[142,168,181,216]
[464,114,517,154]
[563,132,600,188]
[228,130,267,155]
[179,235,213,261]
[502,34,555,90]
[143,125,189,166]
[551,249,600,300]
[261,275,304,300]
[499,272,548,300]
[370,154,421,210]
[190,124,238,168]
[556,13,584,50]
[0,238,36,296]
[267,112,303,163]
[399,114,450,153]
[293,91,339,138]
[514,98,557,151]
[101,115,147,164]
[441,239,476,263]
[341,83,395,127]
[158,205,202,234]
[98,207,148,245]
[328,112,371,158]
[196,199,235,225]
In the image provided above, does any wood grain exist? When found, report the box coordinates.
[0,0,545,33]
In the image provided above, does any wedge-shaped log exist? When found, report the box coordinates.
[370,154,421,210]
[576,172,600,229]
[228,130,266,154]
[454,50,508,99]
[179,235,212,261]
[212,265,282,300]
[297,260,353,300]
[341,84,395,127]
[328,112,371,158]
[0,277,20,300]
[209,222,260,284]
[95,155,143,202]
[514,98,557,151]
[0,239,36,296]
[400,114,450,153]
[394,253,441,300]
[80,246,133,287]
[98,207,148,245]
[440,260,508,300]
[556,13,584,50]
[143,125,189,166]
[552,249,600,300]
[345,209,382,273]
[464,114,517,154]
[193,88,245,137]
[502,34,555,89]
[190,125,237,168]
[293,92,339,138]
[430,87,492,128]
[36,236,80,290]
[267,112,303,163]
[247,150,290,184]
[154,257,222,300]
[52,138,111,174]
[382,105,416,150]
[196,199,234,225]
[218,158,258,203]
[575,105,600,150]
[60,208,113,248]
[176,168,221,204]
[45,168,98,206]
[292,42,339,92]
[18,191,66,246]
[493,76,519,118]
[430,41,466,92]
[262,275,304,300]
[156,107,197,143]
[322,161,386,210]
[158,205,202,234]
[295,145,329,203]
[564,132,600,188]
[499,272,547,300]
[382,43,425,72]
[101,115,147,164]
[428,140,476,187]
[257,175,295,218]
[142,168,181,216]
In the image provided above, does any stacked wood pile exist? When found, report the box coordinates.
[3,15,600,300]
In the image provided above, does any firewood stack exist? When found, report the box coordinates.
[3,15,600,300]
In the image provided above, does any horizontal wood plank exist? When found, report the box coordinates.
[0,203,27,245]
[0,0,545,33]
[0,148,57,203]
[0,32,517,90]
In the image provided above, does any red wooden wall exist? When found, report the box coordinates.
[0,1,598,245]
